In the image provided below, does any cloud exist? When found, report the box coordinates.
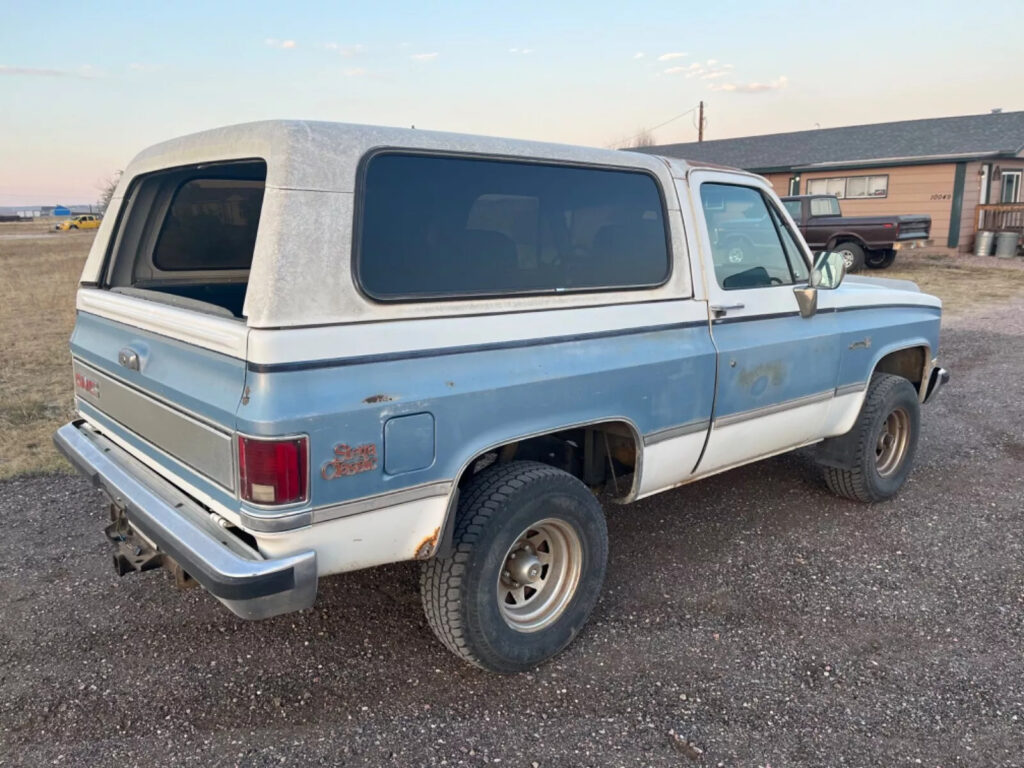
[634,52,645,59]
[343,67,368,77]
[0,64,100,78]
[0,65,69,77]
[410,52,438,61]
[324,42,366,57]
[709,75,788,93]
[508,47,534,54]
[657,52,687,61]
[265,38,297,49]
[665,60,733,79]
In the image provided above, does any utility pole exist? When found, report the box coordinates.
[698,101,705,142]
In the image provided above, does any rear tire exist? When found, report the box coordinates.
[822,373,920,502]
[865,248,896,269]
[833,241,865,272]
[420,461,608,673]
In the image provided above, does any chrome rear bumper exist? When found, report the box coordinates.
[54,420,317,619]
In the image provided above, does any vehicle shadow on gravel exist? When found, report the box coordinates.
[2,327,1021,766]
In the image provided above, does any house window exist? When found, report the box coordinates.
[806,174,889,199]
[1001,170,1022,203]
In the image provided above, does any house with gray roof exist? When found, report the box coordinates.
[637,110,1024,252]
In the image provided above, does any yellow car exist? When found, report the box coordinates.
[55,214,101,231]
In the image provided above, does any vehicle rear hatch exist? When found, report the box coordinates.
[70,159,266,508]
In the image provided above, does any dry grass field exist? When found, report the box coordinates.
[0,222,1022,479]
[0,220,91,478]
[884,249,1024,317]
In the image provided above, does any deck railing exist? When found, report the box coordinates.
[978,203,1024,233]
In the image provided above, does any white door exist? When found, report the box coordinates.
[687,170,842,475]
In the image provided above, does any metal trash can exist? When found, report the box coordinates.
[994,231,1020,259]
[974,230,995,256]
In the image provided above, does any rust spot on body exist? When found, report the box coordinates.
[415,527,440,560]
[736,362,786,389]
[363,393,395,404]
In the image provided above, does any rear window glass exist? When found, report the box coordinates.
[153,178,265,271]
[809,197,841,217]
[357,153,670,300]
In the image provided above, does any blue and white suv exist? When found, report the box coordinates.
[55,121,948,672]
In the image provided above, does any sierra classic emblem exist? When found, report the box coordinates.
[321,443,378,480]
[74,372,100,398]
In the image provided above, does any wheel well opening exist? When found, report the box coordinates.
[874,346,926,389]
[457,421,639,501]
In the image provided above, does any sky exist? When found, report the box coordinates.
[2,0,1022,206]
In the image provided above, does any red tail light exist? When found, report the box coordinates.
[238,435,308,505]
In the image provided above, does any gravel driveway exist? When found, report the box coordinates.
[1,317,1022,767]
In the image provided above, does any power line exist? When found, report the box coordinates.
[615,104,701,147]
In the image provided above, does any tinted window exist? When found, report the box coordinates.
[700,183,803,290]
[153,178,265,271]
[357,153,670,300]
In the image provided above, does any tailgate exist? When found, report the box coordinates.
[71,307,247,492]
[897,215,931,241]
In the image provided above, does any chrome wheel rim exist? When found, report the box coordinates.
[497,518,583,633]
[727,246,745,264]
[875,407,910,477]
[838,249,856,268]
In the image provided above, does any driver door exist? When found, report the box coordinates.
[690,171,842,475]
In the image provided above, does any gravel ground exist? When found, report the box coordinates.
[1,316,1023,767]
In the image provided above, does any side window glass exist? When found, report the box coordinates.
[768,204,809,282]
[700,183,796,290]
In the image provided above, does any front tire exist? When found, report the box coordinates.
[822,373,921,502]
[834,241,865,272]
[420,461,608,673]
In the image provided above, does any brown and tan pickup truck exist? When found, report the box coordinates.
[781,194,931,271]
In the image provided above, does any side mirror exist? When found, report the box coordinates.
[809,251,847,290]
[793,252,846,318]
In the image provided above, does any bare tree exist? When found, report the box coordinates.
[97,171,123,214]
[609,127,657,150]
[628,128,657,148]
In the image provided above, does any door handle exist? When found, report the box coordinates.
[710,302,745,318]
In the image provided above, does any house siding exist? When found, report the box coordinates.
[747,161,1024,253]
[795,164,959,251]
[965,159,1024,250]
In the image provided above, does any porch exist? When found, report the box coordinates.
[977,203,1024,236]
